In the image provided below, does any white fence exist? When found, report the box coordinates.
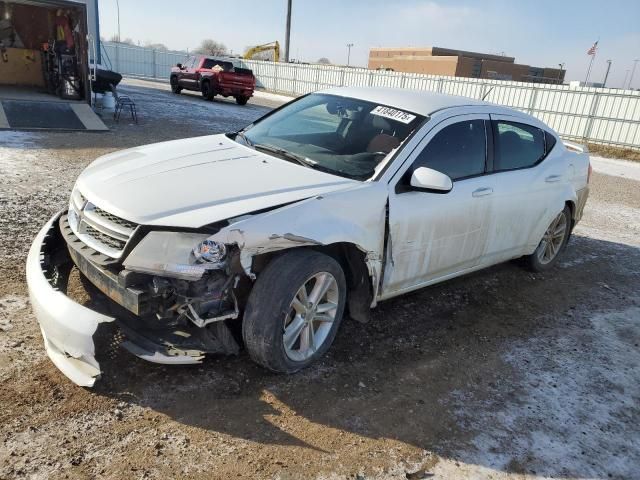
[102,42,640,150]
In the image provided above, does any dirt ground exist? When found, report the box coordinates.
[1,79,639,480]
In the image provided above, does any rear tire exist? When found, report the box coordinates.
[201,81,214,101]
[524,206,572,272]
[243,250,346,373]
[235,96,249,105]
[170,76,181,94]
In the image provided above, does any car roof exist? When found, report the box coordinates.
[318,86,497,117]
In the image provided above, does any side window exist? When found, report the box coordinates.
[493,121,546,171]
[412,120,487,180]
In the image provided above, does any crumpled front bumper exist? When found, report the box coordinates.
[26,211,114,387]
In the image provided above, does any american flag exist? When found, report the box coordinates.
[587,41,598,56]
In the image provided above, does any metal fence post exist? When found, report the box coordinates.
[528,88,539,115]
[152,50,157,79]
[437,78,444,93]
[341,69,346,87]
[274,63,279,92]
[583,92,601,143]
[314,66,320,91]
[293,65,298,94]
[368,71,374,87]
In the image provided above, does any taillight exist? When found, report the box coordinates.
[587,162,592,183]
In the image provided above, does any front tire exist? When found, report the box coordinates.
[170,76,181,94]
[201,81,214,101]
[524,206,571,272]
[243,250,346,373]
[235,95,249,105]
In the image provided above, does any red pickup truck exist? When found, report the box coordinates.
[170,55,256,105]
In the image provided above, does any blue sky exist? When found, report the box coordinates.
[99,0,640,88]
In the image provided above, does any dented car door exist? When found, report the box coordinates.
[382,114,494,295]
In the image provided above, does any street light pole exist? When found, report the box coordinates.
[629,59,639,90]
[346,43,354,66]
[622,70,630,90]
[557,62,565,83]
[115,0,121,71]
[602,60,612,87]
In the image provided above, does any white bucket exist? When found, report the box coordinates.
[102,92,116,110]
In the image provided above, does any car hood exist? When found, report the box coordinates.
[75,134,358,228]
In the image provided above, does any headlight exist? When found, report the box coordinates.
[192,239,227,264]
[123,232,227,281]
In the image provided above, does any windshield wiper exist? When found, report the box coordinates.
[253,143,316,169]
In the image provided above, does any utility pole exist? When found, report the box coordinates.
[602,60,612,87]
[629,59,639,89]
[284,0,292,63]
[346,43,354,66]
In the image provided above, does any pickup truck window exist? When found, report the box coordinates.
[202,58,233,71]
[493,120,546,171]
[240,93,425,180]
[411,120,487,181]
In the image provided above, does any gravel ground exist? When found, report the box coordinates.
[0,80,639,480]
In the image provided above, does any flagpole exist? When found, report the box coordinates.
[585,51,596,85]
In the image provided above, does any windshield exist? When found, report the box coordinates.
[237,93,425,180]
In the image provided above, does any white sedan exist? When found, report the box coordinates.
[26,87,590,386]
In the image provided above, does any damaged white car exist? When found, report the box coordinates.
[26,87,591,386]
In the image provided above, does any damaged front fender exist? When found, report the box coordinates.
[210,182,389,305]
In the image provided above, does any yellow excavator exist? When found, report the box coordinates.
[244,41,280,62]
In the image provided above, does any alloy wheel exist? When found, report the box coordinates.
[536,211,568,265]
[282,272,339,362]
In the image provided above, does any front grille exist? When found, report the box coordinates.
[68,188,138,259]
[83,224,127,250]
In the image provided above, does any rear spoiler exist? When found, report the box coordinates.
[563,140,589,154]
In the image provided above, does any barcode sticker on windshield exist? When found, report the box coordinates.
[370,106,416,124]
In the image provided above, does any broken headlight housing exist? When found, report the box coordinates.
[192,239,227,265]
[123,232,228,281]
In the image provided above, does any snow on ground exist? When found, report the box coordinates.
[590,155,640,181]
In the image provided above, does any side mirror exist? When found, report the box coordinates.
[410,167,453,193]
[176,63,183,69]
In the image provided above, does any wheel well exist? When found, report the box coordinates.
[251,243,373,323]
[565,200,576,229]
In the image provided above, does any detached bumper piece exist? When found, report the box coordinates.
[26,211,114,387]
[26,212,239,387]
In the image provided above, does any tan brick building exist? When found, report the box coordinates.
[368,47,565,84]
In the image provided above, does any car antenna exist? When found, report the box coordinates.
[482,87,495,101]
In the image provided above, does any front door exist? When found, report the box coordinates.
[382,114,494,295]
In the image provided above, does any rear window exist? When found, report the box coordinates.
[202,58,234,71]
[492,121,546,171]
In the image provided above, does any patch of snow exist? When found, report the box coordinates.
[0,130,39,148]
[439,301,640,479]
[590,156,640,182]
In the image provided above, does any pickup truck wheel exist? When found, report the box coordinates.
[170,76,181,94]
[235,96,249,106]
[524,206,571,272]
[201,81,214,101]
[243,250,346,373]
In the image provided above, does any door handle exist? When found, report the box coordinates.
[545,174,562,183]
[472,187,493,197]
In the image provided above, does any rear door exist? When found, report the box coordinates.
[483,115,567,263]
[382,114,495,295]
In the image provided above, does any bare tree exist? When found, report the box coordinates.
[194,39,228,56]
[108,35,135,45]
[143,41,168,51]
[317,57,331,65]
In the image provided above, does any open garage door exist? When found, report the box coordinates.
[0,0,106,130]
